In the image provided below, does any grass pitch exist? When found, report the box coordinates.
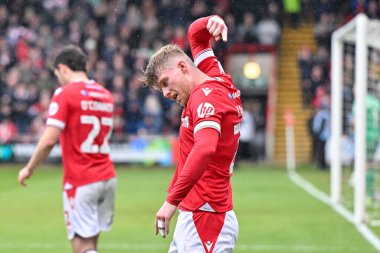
[0,163,378,253]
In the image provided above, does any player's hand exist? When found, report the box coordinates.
[18,167,34,187]
[206,15,228,42]
[155,201,177,238]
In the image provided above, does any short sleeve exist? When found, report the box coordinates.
[46,87,68,129]
[189,86,226,136]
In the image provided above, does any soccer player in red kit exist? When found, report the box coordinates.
[141,15,241,252]
[18,45,116,253]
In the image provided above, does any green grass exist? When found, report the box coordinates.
[296,163,380,240]
[0,163,378,252]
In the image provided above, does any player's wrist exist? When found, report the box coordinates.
[165,198,179,207]
[25,165,35,172]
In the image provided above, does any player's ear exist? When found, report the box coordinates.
[177,61,187,73]
[58,63,70,74]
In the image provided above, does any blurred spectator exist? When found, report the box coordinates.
[313,45,330,66]
[164,103,181,135]
[0,117,18,144]
[367,0,380,19]
[172,26,187,50]
[268,1,282,27]
[298,44,313,80]
[190,0,209,20]
[236,12,258,43]
[0,94,16,144]
[314,0,335,21]
[11,84,34,134]
[309,64,327,105]
[27,88,50,120]
[140,94,163,134]
[237,102,255,161]
[312,95,330,169]
[283,0,301,28]
[224,13,238,45]
[314,12,336,50]
[251,101,266,161]
[256,16,281,45]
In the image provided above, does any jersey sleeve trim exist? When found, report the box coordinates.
[194,120,220,135]
[194,49,214,67]
[46,118,66,129]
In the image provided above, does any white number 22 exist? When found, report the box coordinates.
[80,115,113,154]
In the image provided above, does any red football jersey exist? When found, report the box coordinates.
[167,16,243,212]
[46,80,116,187]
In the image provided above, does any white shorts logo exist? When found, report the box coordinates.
[197,102,215,118]
[49,102,59,116]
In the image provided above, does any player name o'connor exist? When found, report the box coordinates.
[81,100,114,112]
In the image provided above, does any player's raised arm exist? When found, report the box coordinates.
[188,15,227,57]
[188,15,228,76]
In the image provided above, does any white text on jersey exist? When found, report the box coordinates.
[181,116,189,128]
[81,101,113,113]
[229,90,240,99]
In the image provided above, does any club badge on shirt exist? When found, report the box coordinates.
[49,102,59,116]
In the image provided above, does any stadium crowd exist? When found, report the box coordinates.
[297,0,380,168]
[0,0,282,145]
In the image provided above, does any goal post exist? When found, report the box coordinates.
[331,13,380,224]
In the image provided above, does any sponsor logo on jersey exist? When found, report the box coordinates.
[236,105,243,117]
[204,241,213,252]
[181,116,189,128]
[80,90,88,96]
[197,102,215,118]
[228,90,240,100]
[48,102,59,116]
[201,88,213,96]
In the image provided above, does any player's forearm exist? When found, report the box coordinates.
[166,128,219,205]
[26,127,59,171]
[188,16,214,57]
[26,140,55,171]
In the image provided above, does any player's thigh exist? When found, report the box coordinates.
[213,210,239,253]
[63,181,105,239]
[169,211,204,253]
[98,178,116,230]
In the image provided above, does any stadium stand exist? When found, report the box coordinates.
[0,0,281,150]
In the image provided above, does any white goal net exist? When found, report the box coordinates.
[331,13,380,225]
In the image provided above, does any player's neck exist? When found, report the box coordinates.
[194,70,214,87]
[68,72,90,84]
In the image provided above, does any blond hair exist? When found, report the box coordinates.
[140,44,190,91]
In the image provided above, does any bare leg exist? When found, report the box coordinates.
[71,234,99,253]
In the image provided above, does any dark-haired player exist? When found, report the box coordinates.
[18,45,116,253]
